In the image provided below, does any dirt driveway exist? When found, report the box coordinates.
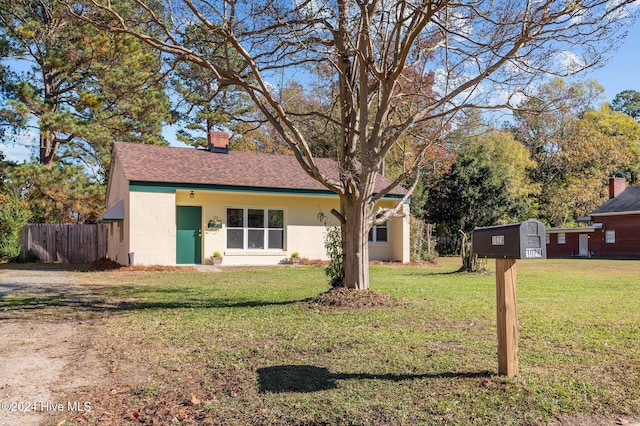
[0,266,106,426]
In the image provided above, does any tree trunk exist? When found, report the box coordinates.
[39,131,58,167]
[40,64,60,167]
[340,169,378,290]
[459,230,485,272]
[341,196,372,290]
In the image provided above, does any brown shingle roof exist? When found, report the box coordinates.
[113,142,406,196]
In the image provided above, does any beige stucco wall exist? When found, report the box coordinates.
[177,190,338,266]
[106,182,410,266]
[392,203,411,263]
[174,189,410,266]
[369,201,410,263]
[128,191,177,265]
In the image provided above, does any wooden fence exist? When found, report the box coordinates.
[19,224,108,264]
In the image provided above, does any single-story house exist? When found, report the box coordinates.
[546,177,640,259]
[99,134,410,266]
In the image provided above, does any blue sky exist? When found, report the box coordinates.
[2,18,640,163]
[584,17,640,103]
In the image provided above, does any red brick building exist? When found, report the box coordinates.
[546,178,640,259]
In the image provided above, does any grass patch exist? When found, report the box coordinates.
[3,259,639,425]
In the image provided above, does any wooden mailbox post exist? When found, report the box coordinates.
[472,219,547,377]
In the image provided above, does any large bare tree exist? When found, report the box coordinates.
[64,0,637,289]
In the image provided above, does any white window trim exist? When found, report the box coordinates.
[369,222,389,244]
[605,230,616,244]
[557,233,566,245]
[226,207,285,251]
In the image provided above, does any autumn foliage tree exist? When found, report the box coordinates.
[512,79,640,226]
[66,0,638,289]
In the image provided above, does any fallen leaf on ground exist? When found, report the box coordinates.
[191,393,202,405]
[481,378,495,387]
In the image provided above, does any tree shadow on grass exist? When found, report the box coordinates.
[0,283,307,320]
[0,263,320,318]
[257,365,493,393]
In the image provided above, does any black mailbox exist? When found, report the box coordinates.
[473,219,547,259]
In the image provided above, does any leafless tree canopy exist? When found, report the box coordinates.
[63,0,638,288]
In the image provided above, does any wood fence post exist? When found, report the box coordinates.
[495,258,519,377]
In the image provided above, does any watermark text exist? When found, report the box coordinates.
[1,400,92,413]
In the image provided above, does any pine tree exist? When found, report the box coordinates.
[0,0,171,177]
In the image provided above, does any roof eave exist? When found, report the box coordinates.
[591,210,640,217]
[128,180,406,199]
[98,199,125,222]
[546,226,596,233]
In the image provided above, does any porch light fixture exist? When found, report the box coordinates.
[190,190,194,199]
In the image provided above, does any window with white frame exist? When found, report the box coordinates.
[557,233,566,244]
[545,233,550,244]
[605,230,616,244]
[226,208,284,250]
[368,222,388,243]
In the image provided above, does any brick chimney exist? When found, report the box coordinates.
[608,177,626,199]
[207,131,229,154]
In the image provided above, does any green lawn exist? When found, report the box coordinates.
[3,258,640,425]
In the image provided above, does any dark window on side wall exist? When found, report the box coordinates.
[368,222,388,243]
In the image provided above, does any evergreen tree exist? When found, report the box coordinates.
[611,90,640,121]
[171,24,253,149]
[6,162,105,223]
[0,0,171,177]
[0,153,31,260]
[427,152,529,257]
[426,128,534,270]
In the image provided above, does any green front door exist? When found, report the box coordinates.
[176,206,202,264]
